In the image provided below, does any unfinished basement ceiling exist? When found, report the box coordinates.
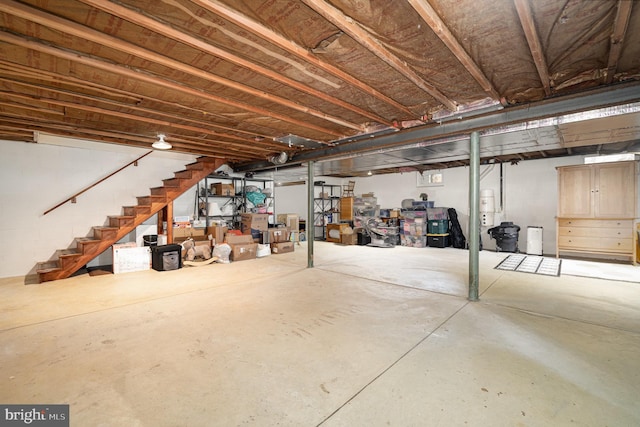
[0,0,640,176]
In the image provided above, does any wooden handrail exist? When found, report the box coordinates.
[43,151,153,215]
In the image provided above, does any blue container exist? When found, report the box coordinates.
[412,201,435,209]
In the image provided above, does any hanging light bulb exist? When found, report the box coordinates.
[152,133,172,150]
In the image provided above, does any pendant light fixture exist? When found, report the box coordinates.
[152,133,172,150]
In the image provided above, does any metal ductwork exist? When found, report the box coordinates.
[268,152,288,165]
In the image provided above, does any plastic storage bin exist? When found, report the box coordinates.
[427,233,450,248]
[151,244,183,271]
[428,219,449,234]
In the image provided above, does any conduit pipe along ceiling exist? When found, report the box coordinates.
[0,1,639,176]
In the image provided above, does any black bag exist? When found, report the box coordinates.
[447,208,467,249]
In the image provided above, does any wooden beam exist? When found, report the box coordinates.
[73,0,386,130]
[0,91,273,152]
[0,97,64,116]
[190,0,415,118]
[0,31,344,138]
[3,0,360,132]
[407,0,501,101]
[0,118,264,160]
[514,0,551,96]
[0,60,272,140]
[605,0,633,84]
[300,0,458,111]
[0,78,275,148]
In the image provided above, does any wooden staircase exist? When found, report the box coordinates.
[36,156,226,283]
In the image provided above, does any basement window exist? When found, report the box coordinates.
[417,171,444,187]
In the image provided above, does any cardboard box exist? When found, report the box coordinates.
[192,219,206,228]
[112,243,151,274]
[271,241,294,254]
[341,233,358,245]
[269,227,290,243]
[326,223,349,243]
[206,225,228,244]
[173,227,205,238]
[226,234,258,261]
[277,214,299,231]
[210,183,234,196]
[240,213,268,234]
[225,234,253,245]
[229,243,258,261]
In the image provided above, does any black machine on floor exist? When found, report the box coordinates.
[151,244,183,271]
[487,222,520,253]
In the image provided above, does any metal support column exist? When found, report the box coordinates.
[307,161,315,268]
[469,131,480,301]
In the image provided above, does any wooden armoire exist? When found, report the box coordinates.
[556,161,638,264]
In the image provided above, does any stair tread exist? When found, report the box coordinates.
[77,237,101,243]
[59,249,81,257]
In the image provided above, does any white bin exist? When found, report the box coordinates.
[526,226,543,255]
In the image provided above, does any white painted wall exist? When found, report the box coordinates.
[0,137,198,279]
[0,132,602,279]
[269,156,587,255]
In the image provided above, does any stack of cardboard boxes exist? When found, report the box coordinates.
[269,228,294,254]
[225,213,296,261]
[240,213,268,240]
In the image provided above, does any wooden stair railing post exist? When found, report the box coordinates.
[160,202,174,244]
[43,151,153,216]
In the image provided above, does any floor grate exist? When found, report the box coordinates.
[495,254,562,276]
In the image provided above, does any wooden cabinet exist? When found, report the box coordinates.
[558,219,633,253]
[558,162,636,218]
[556,161,638,264]
[340,197,354,221]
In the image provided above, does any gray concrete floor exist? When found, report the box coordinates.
[1,242,639,426]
